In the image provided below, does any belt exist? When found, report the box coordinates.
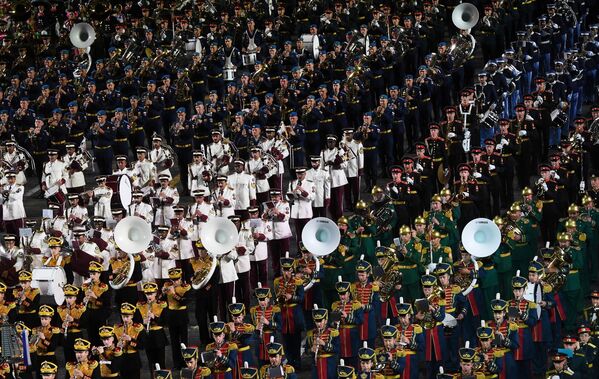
[96,145,111,150]
[86,113,97,117]
[462,200,474,204]
[363,146,376,151]
[408,106,417,110]
[305,129,319,133]
[193,80,205,84]
[340,324,356,329]
[373,75,382,79]
[541,199,554,203]
[52,140,66,144]
[323,265,337,269]
[350,101,359,104]
[114,138,128,142]
[132,127,144,132]
[175,144,192,148]
[556,186,564,190]
[391,200,406,205]
[164,106,176,111]
[336,112,345,116]
[360,234,372,238]
[37,352,55,356]
[293,147,303,151]
[383,66,393,70]
[71,132,84,137]
[102,374,119,378]
[407,191,417,195]
[433,157,443,162]
[381,129,392,134]
[169,306,188,311]
[501,153,512,157]
[422,98,430,102]
[208,74,223,78]
[68,328,81,333]
[321,119,333,123]
[500,252,511,257]
[570,269,578,274]
[421,175,429,179]
[238,346,250,352]
[398,264,417,269]
[149,116,161,120]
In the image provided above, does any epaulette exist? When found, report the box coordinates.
[132,323,144,332]
[352,300,362,310]
[181,283,191,290]
[437,298,446,306]
[5,301,16,310]
[227,342,238,351]
[493,349,505,358]
[528,302,537,309]
[88,360,99,369]
[444,246,451,254]
[579,233,587,242]
[542,283,553,294]
[272,305,281,312]
[451,285,461,295]
[284,365,295,374]
[51,327,60,334]
[294,278,303,286]
[66,362,75,370]
[99,282,108,289]
[330,328,340,337]
[413,324,423,333]
[508,322,518,332]
[588,342,597,348]
[521,218,529,224]
[414,242,422,252]
[371,282,380,291]
[200,367,211,376]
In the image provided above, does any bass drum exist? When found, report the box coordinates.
[32,267,66,305]
[105,174,132,209]
[300,34,320,60]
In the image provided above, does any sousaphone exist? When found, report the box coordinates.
[301,218,340,290]
[110,216,152,289]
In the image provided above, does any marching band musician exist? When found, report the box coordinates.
[288,167,315,244]
[94,326,123,379]
[370,185,397,247]
[508,272,538,376]
[401,157,423,224]
[247,147,272,205]
[72,226,108,284]
[414,142,434,208]
[13,322,34,379]
[250,284,281,366]
[32,305,61,375]
[274,255,305,370]
[212,176,236,218]
[455,343,485,379]
[135,282,168,374]
[114,303,146,379]
[181,346,212,379]
[0,282,16,324]
[154,175,180,226]
[577,325,598,378]
[59,284,88,362]
[321,135,348,220]
[474,322,505,378]
[2,140,28,185]
[228,159,257,217]
[66,338,101,379]
[351,258,380,349]
[262,189,291,276]
[453,164,481,230]
[110,246,142,306]
[260,127,289,191]
[259,340,297,379]
[356,344,384,379]
[87,177,113,221]
[295,245,323,327]
[527,259,554,377]
[561,334,589,378]
[305,305,340,379]
[341,128,363,210]
[132,148,157,191]
[225,300,257,370]
[336,362,355,379]
[189,151,212,194]
[556,232,584,333]
[545,349,579,379]
[13,270,40,328]
[306,156,331,218]
[537,164,561,244]
[415,272,446,378]
[0,235,23,285]
[331,277,364,368]
[41,149,67,210]
[113,156,136,178]
[39,361,58,379]
[1,171,25,235]
[65,194,88,228]
[20,218,47,270]
[163,267,191,369]
[434,262,469,372]
[207,130,233,176]
[247,206,268,289]
[229,215,254,309]
[375,322,406,379]
[396,299,425,379]
[150,136,173,179]
[393,226,423,303]
[421,230,452,267]
[171,206,196,283]
[129,190,154,224]
[83,261,111,347]
[206,318,238,379]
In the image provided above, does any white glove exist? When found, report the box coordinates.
[473,172,482,178]
[391,185,399,194]
[462,192,469,198]
[407,177,414,185]
[576,134,584,142]
[464,130,471,139]
[580,181,586,191]
[415,163,424,172]
[496,143,503,151]
[447,132,456,138]
[551,170,560,180]
[542,183,548,191]
[489,164,496,171]
[518,130,527,137]
[501,138,509,146]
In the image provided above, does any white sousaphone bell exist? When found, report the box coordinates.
[452,2,480,30]
[69,23,96,48]
[461,218,501,258]
[111,216,153,290]
[199,217,239,256]
[301,217,341,257]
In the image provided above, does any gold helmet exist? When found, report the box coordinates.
[522,187,533,196]
[440,188,452,197]
[356,200,369,210]
[556,233,571,242]
[493,216,504,226]
[567,204,580,214]
[371,186,384,196]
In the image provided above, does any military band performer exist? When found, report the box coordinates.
[135,282,168,372]
[180,346,212,379]
[32,305,60,378]
[94,326,123,379]
[374,246,402,326]
[455,343,485,379]
[356,344,384,379]
[351,258,380,348]
[225,300,256,371]
[395,299,425,379]
[83,261,111,346]
[110,247,142,307]
[508,273,538,377]
[0,282,17,324]
[474,322,505,378]
[336,362,355,379]
[545,349,579,379]
[113,303,146,379]
[163,268,191,369]
[274,255,305,369]
[263,190,292,276]
[13,270,40,328]
[66,338,101,379]
[39,361,58,379]
[259,341,297,379]
[527,259,554,377]
[305,305,339,379]
[375,322,406,379]
[415,272,446,378]
[59,284,88,363]
[205,319,238,379]
[250,284,281,366]
[331,278,363,368]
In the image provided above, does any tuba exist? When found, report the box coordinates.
[191,252,217,290]
[449,3,478,69]
[374,246,403,302]
[109,253,135,290]
[541,246,572,292]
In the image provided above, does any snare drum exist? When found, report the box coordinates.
[223,68,236,81]
[32,267,67,305]
[45,185,65,204]
[242,53,257,66]
[105,174,132,209]
[300,33,320,60]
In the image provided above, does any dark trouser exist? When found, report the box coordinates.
[364,151,378,189]
[94,148,114,175]
[113,141,129,157]
[162,110,176,144]
[218,281,236,320]
[267,238,290,277]
[195,285,219,345]
[168,309,189,368]
[499,158,515,207]
[541,205,559,245]
[268,174,282,193]
[328,186,344,221]
[176,147,193,195]
[282,331,303,370]
[344,177,360,210]
[121,352,141,379]
[145,118,163,144]
[3,218,23,238]
[146,346,166,373]
[129,131,147,152]
[293,218,310,249]
[312,206,327,218]
[87,309,109,346]
[176,259,193,283]
[256,191,269,206]
[235,271,252,311]
[250,259,268,289]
